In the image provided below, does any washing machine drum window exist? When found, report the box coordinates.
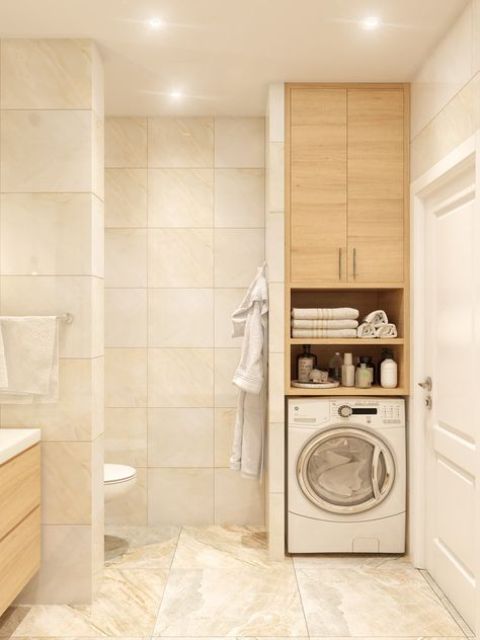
[297,427,396,514]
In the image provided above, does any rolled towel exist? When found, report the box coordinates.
[375,323,398,338]
[292,319,359,329]
[357,322,376,338]
[292,307,359,320]
[292,328,358,338]
[363,310,388,325]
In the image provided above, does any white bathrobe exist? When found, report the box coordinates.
[230,264,268,478]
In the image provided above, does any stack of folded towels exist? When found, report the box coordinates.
[291,307,359,338]
[357,310,398,338]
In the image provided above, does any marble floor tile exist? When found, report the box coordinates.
[172,525,292,569]
[153,567,308,637]
[296,565,464,637]
[293,553,412,570]
[0,569,167,637]
[104,525,180,569]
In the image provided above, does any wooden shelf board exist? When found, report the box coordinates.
[286,386,407,396]
[289,338,404,346]
[289,283,406,290]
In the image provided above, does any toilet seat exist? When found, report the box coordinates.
[104,463,136,485]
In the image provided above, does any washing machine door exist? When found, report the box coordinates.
[297,426,396,514]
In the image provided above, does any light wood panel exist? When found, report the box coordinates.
[0,507,41,616]
[0,444,41,541]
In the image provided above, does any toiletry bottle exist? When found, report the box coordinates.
[380,357,398,388]
[328,351,342,382]
[378,348,394,383]
[360,356,375,386]
[297,345,317,383]
[355,363,372,388]
[341,353,355,387]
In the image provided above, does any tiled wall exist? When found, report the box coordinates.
[104,116,265,526]
[411,0,480,179]
[0,39,104,603]
[265,84,286,558]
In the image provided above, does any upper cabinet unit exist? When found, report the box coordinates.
[287,84,409,286]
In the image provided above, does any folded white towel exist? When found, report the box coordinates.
[0,316,59,403]
[364,310,388,325]
[292,307,359,320]
[292,328,357,338]
[357,322,376,338]
[292,319,359,329]
[375,323,398,338]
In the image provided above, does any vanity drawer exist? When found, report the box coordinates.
[0,444,41,541]
[0,506,41,615]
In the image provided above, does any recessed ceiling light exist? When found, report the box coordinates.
[147,17,164,30]
[361,16,381,30]
[169,90,183,99]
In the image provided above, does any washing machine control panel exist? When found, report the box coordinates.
[338,404,353,418]
[331,399,405,426]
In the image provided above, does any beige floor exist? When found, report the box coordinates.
[0,525,473,638]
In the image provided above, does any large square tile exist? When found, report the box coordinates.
[148,408,214,467]
[214,407,236,467]
[214,169,265,228]
[215,117,265,168]
[105,116,147,168]
[214,229,264,287]
[148,168,213,227]
[153,565,307,636]
[148,469,214,526]
[267,142,285,212]
[148,348,213,408]
[105,348,147,408]
[105,168,147,228]
[265,212,285,283]
[105,525,180,569]
[105,407,147,467]
[268,282,285,353]
[148,229,213,288]
[105,229,147,288]
[105,467,147,526]
[214,468,264,526]
[148,289,213,347]
[105,288,147,348]
[214,288,246,348]
[214,348,240,408]
[148,117,214,167]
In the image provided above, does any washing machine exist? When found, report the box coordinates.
[288,397,406,554]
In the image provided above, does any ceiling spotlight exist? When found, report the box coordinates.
[361,16,380,30]
[148,17,164,30]
[169,90,183,99]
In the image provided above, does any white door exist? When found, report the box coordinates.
[415,140,480,632]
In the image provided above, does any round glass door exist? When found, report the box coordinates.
[297,427,395,514]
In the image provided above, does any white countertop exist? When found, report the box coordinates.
[0,428,41,465]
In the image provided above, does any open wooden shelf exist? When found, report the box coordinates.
[289,338,404,346]
[287,385,407,397]
[288,283,405,290]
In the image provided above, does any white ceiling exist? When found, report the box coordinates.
[0,0,468,116]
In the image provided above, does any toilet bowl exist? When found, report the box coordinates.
[104,463,137,503]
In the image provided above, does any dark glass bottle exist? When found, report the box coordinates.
[297,345,317,382]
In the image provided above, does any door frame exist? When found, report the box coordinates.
[410,132,480,630]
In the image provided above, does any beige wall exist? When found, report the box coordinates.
[0,39,104,603]
[411,0,480,179]
[104,116,265,526]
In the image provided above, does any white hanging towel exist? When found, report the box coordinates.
[230,264,268,478]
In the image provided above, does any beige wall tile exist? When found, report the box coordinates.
[105,288,147,348]
[105,117,147,168]
[0,193,99,276]
[42,442,91,525]
[148,468,214,525]
[148,348,214,408]
[91,42,104,119]
[105,467,147,526]
[148,229,213,288]
[214,117,265,168]
[268,83,285,143]
[105,408,147,467]
[0,39,93,110]
[214,288,245,348]
[265,213,285,283]
[148,168,214,227]
[214,468,264,525]
[148,408,214,467]
[148,289,213,348]
[267,143,285,213]
[214,169,265,228]
[91,433,104,577]
[148,117,214,167]
[214,348,240,408]
[105,168,147,228]
[2,358,98,441]
[16,524,93,604]
[268,282,285,354]
[214,229,265,287]
[105,348,147,408]
[268,352,285,423]
[1,110,92,192]
[268,492,286,559]
[214,407,236,467]
[91,276,104,359]
[92,356,105,440]
[92,196,105,279]
[105,229,147,288]
[0,275,101,358]
[268,422,285,493]
[92,112,104,200]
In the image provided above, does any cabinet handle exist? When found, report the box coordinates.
[338,248,342,280]
[353,248,357,279]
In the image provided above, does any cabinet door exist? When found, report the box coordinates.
[347,89,405,283]
[289,87,347,284]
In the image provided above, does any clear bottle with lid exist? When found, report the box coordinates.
[328,352,343,382]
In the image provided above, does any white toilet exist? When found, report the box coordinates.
[104,463,137,503]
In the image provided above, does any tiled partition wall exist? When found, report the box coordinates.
[265,84,286,558]
[0,39,104,603]
[104,117,265,525]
